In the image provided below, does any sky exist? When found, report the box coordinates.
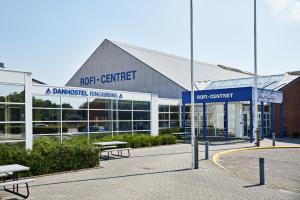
[0,0,299,86]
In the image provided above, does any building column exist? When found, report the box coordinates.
[250,101,253,143]
[179,104,182,127]
[270,103,274,137]
[25,72,33,150]
[235,102,243,138]
[150,94,159,136]
[261,102,264,139]
[224,102,228,142]
[203,103,206,141]
[280,103,284,137]
[182,104,186,130]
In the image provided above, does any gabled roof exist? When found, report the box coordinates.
[109,40,253,90]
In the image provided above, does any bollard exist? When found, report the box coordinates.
[259,158,265,185]
[272,133,275,147]
[256,129,260,147]
[205,141,209,160]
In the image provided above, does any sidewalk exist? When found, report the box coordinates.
[1,139,299,200]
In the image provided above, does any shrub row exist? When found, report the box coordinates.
[0,137,99,177]
[97,134,177,148]
[159,127,184,135]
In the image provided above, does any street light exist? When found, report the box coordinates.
[253,0,258,144]
[190,0,198,169]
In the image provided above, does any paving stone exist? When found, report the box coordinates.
[0,139,299,200]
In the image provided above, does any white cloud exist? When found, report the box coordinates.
[267,0,300,21]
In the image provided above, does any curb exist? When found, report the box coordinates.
[212,146,300,171]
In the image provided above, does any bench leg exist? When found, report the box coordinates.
[127,149,130,158]
[3,183,30,199]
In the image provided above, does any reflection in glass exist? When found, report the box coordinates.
[89,99,111,109]
[33,96,60,108]
[159,113,169,120]
[0,104,25,121]
[113,121,132,131]
[33,122,61,134]
[61,97,87,109]
[170,113,179,120]
[62,122,88,133]
[170,121,180,127]
[0,84,25,103]
[114,111,132,120]
[159,121,169,128]
[118,100,132,110]
[133,101,150,110]
[159,105,169,112]
[0,123,25,140]
[88,122,112,132]
[170,106,179,112]
[33,109,60,121]
[89,110,111,121]
[62,110,87,121]
[133,121,150,130]
[133,111,150,120]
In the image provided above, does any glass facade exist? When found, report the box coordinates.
[159,105,180,129]
[184,103,271,138]
[0,84,25,140]
[32,95,151,137]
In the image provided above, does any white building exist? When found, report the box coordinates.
[0,40,298,149]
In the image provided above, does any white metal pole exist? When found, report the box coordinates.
[253,0,258,143]
[190,0,198,169]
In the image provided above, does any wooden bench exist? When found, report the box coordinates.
[0,178,34,199]
[102,148,132,159]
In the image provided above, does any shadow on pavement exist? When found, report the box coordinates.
[243,184,262,188]
[30,168,191,188]
[129,146,254,159]
[276,137,300,145]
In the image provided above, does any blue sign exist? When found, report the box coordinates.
[45,88,123,99]
[80,70,137,86]
[182,87,252,104]
[182,87,283,104]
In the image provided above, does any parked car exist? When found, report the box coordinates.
[81,126,107,132]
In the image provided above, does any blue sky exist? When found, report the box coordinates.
[0,0,299,85]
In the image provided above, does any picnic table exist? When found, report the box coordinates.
[94,141,132,159]
[172,132,191,143]
[0,164,34,199]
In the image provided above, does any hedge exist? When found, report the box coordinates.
[97,134,177,148]
[0,137,99,176]
[159,127,184,135]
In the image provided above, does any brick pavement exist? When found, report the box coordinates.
[0,139,299,200]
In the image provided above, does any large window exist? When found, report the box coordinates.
[0,84,25,140]
[159,105,180,129]
[32,94,151,137]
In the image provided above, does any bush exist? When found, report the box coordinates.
[0,137,99,177]
[96,134,177,148]
[159,127,183,135]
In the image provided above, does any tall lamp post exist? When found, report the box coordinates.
[190,0,198,169]
[253,0,258,145]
